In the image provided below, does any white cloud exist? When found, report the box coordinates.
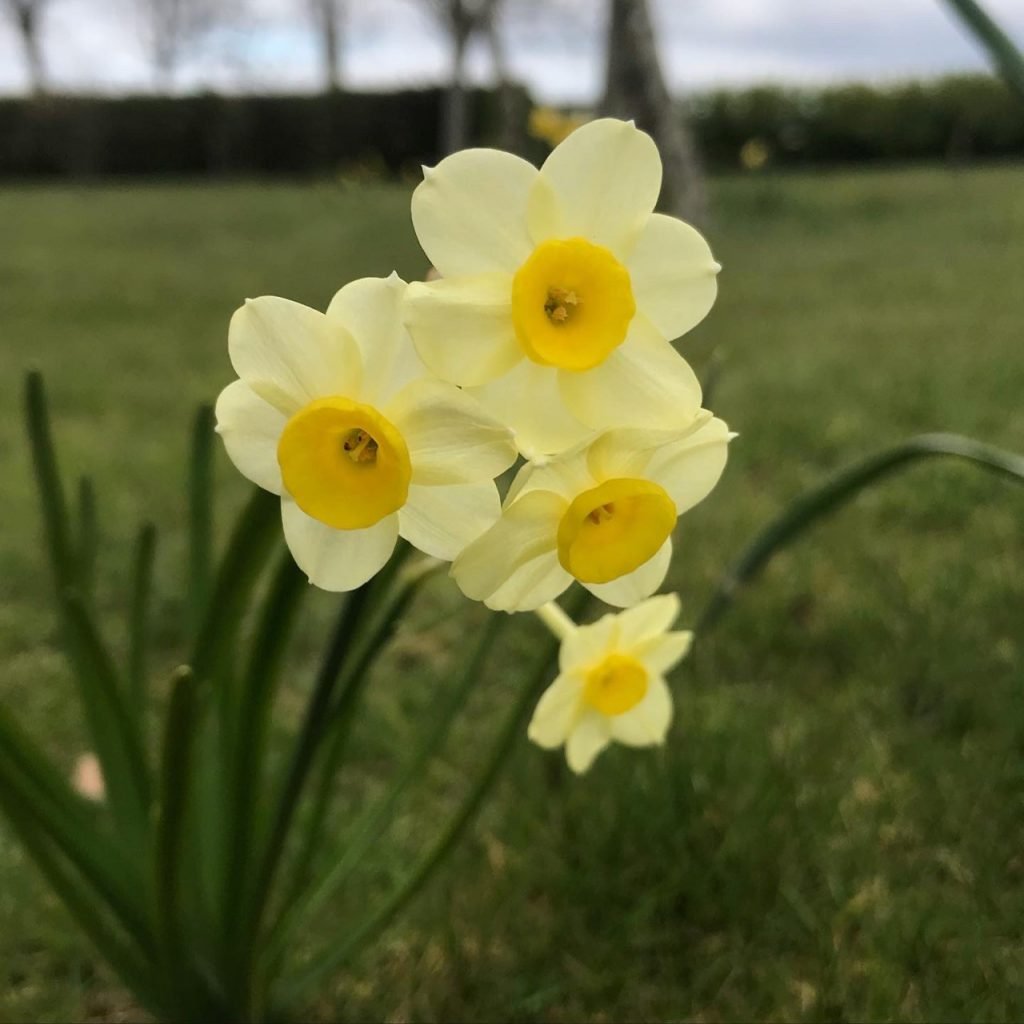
[1,0,1023,98]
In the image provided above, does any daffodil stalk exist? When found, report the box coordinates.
[6,115,1024,1024]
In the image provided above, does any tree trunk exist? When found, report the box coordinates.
[601,0,707,225]
[440,25,470,155]
[317,0,343,93]
[482,5,518,151]
[12,2,47,96]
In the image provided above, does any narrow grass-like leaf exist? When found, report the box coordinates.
[941,0,1024,102]
[187,405,215,644]
[277,590,593,1006]
[128,521,157,719]
[221,553,306,949]
[0,783,162,1014]
[62,590,152,840]
[267,611,507,960]
[76,476,98,606]
[155,666,203,1014]
[24,371,76,594]
[698,433,1024,633]
[189,486,281,684]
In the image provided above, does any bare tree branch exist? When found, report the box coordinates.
[309,0,344,94]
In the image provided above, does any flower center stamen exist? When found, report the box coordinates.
[544,287,579,324]
[342,428,378,464]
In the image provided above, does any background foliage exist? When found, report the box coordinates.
[1,74,1023,178]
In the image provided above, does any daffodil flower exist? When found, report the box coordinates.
[530,594,692,774]
[216,274,517,591]
[403,117,720,458]
[451,414,731,611]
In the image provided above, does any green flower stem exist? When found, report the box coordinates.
[127,521,157,721]
[264,610,508,966]
[187,405,215,645]
[698,432,1024,634]
[274,597,583,1008]
[534,600,576,640]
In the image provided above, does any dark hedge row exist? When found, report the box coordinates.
[0,75,1020,178]
[694,76,1024,166]
[0,87,527,177]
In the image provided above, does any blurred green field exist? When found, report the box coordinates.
[1,165,1023,1023]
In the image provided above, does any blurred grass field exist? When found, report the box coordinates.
[1,165,1023,1023]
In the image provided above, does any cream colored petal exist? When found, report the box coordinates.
[281,498,397,592]
[559,316,703,434]
[566,710,613,774]
[504,441,596,508]
[634,631,694,675]
[385,378,516,486]
[412,149,539,277]
[585,415,713,483]
[468,358,594,460]
[644,416,731,513]
[529,118,662,256]
[582,539,672,608]
[403,274,522,387]
[558,612,619,674]
[325,273,424,405]
[628,213,720,340]
[527,672,583,749]
[214,380,287,494]
[398,482,501,562]
[229,296,362,414]
[609,676,673,747]
[614,593,682,648]
[450,489,571,612]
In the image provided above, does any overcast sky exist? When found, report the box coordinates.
[2,0,1024,100]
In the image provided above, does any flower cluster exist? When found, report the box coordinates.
[216,118,732,772]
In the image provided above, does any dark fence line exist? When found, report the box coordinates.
[0,75,1021,179]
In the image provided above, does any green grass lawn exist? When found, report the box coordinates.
[2,165,1024,1023]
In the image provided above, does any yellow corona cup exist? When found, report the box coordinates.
[403,118,720,457]
[451,415,733,611]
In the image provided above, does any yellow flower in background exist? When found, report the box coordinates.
[452,414,731,611]
[527,105,591,148]
[739,137,771,171]
[529,594,692,774]
[403,118,721,458]
[216,274,517,591]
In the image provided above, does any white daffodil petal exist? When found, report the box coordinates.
[530,118,662,255]
[326,274,422,404]
[386,378,516,486]
[585,416,713,483]
[634,631,694,675]
[451,490,570,611]
[398,482,501,562]
[468,358,594,459]
[214,380,287,494]
[229,296,361,414]
[609,676,673,747]
[559,316,703,433]
[404,274,522,388]
[614,593,682,648]
[412,149,539,276]
[281,498,397,592]
[566,711,612,774]
[558,613,619,674]
[528,673,583,749]
[628,213,720,340]
[645,416,731,513]
[583,539,672,608]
